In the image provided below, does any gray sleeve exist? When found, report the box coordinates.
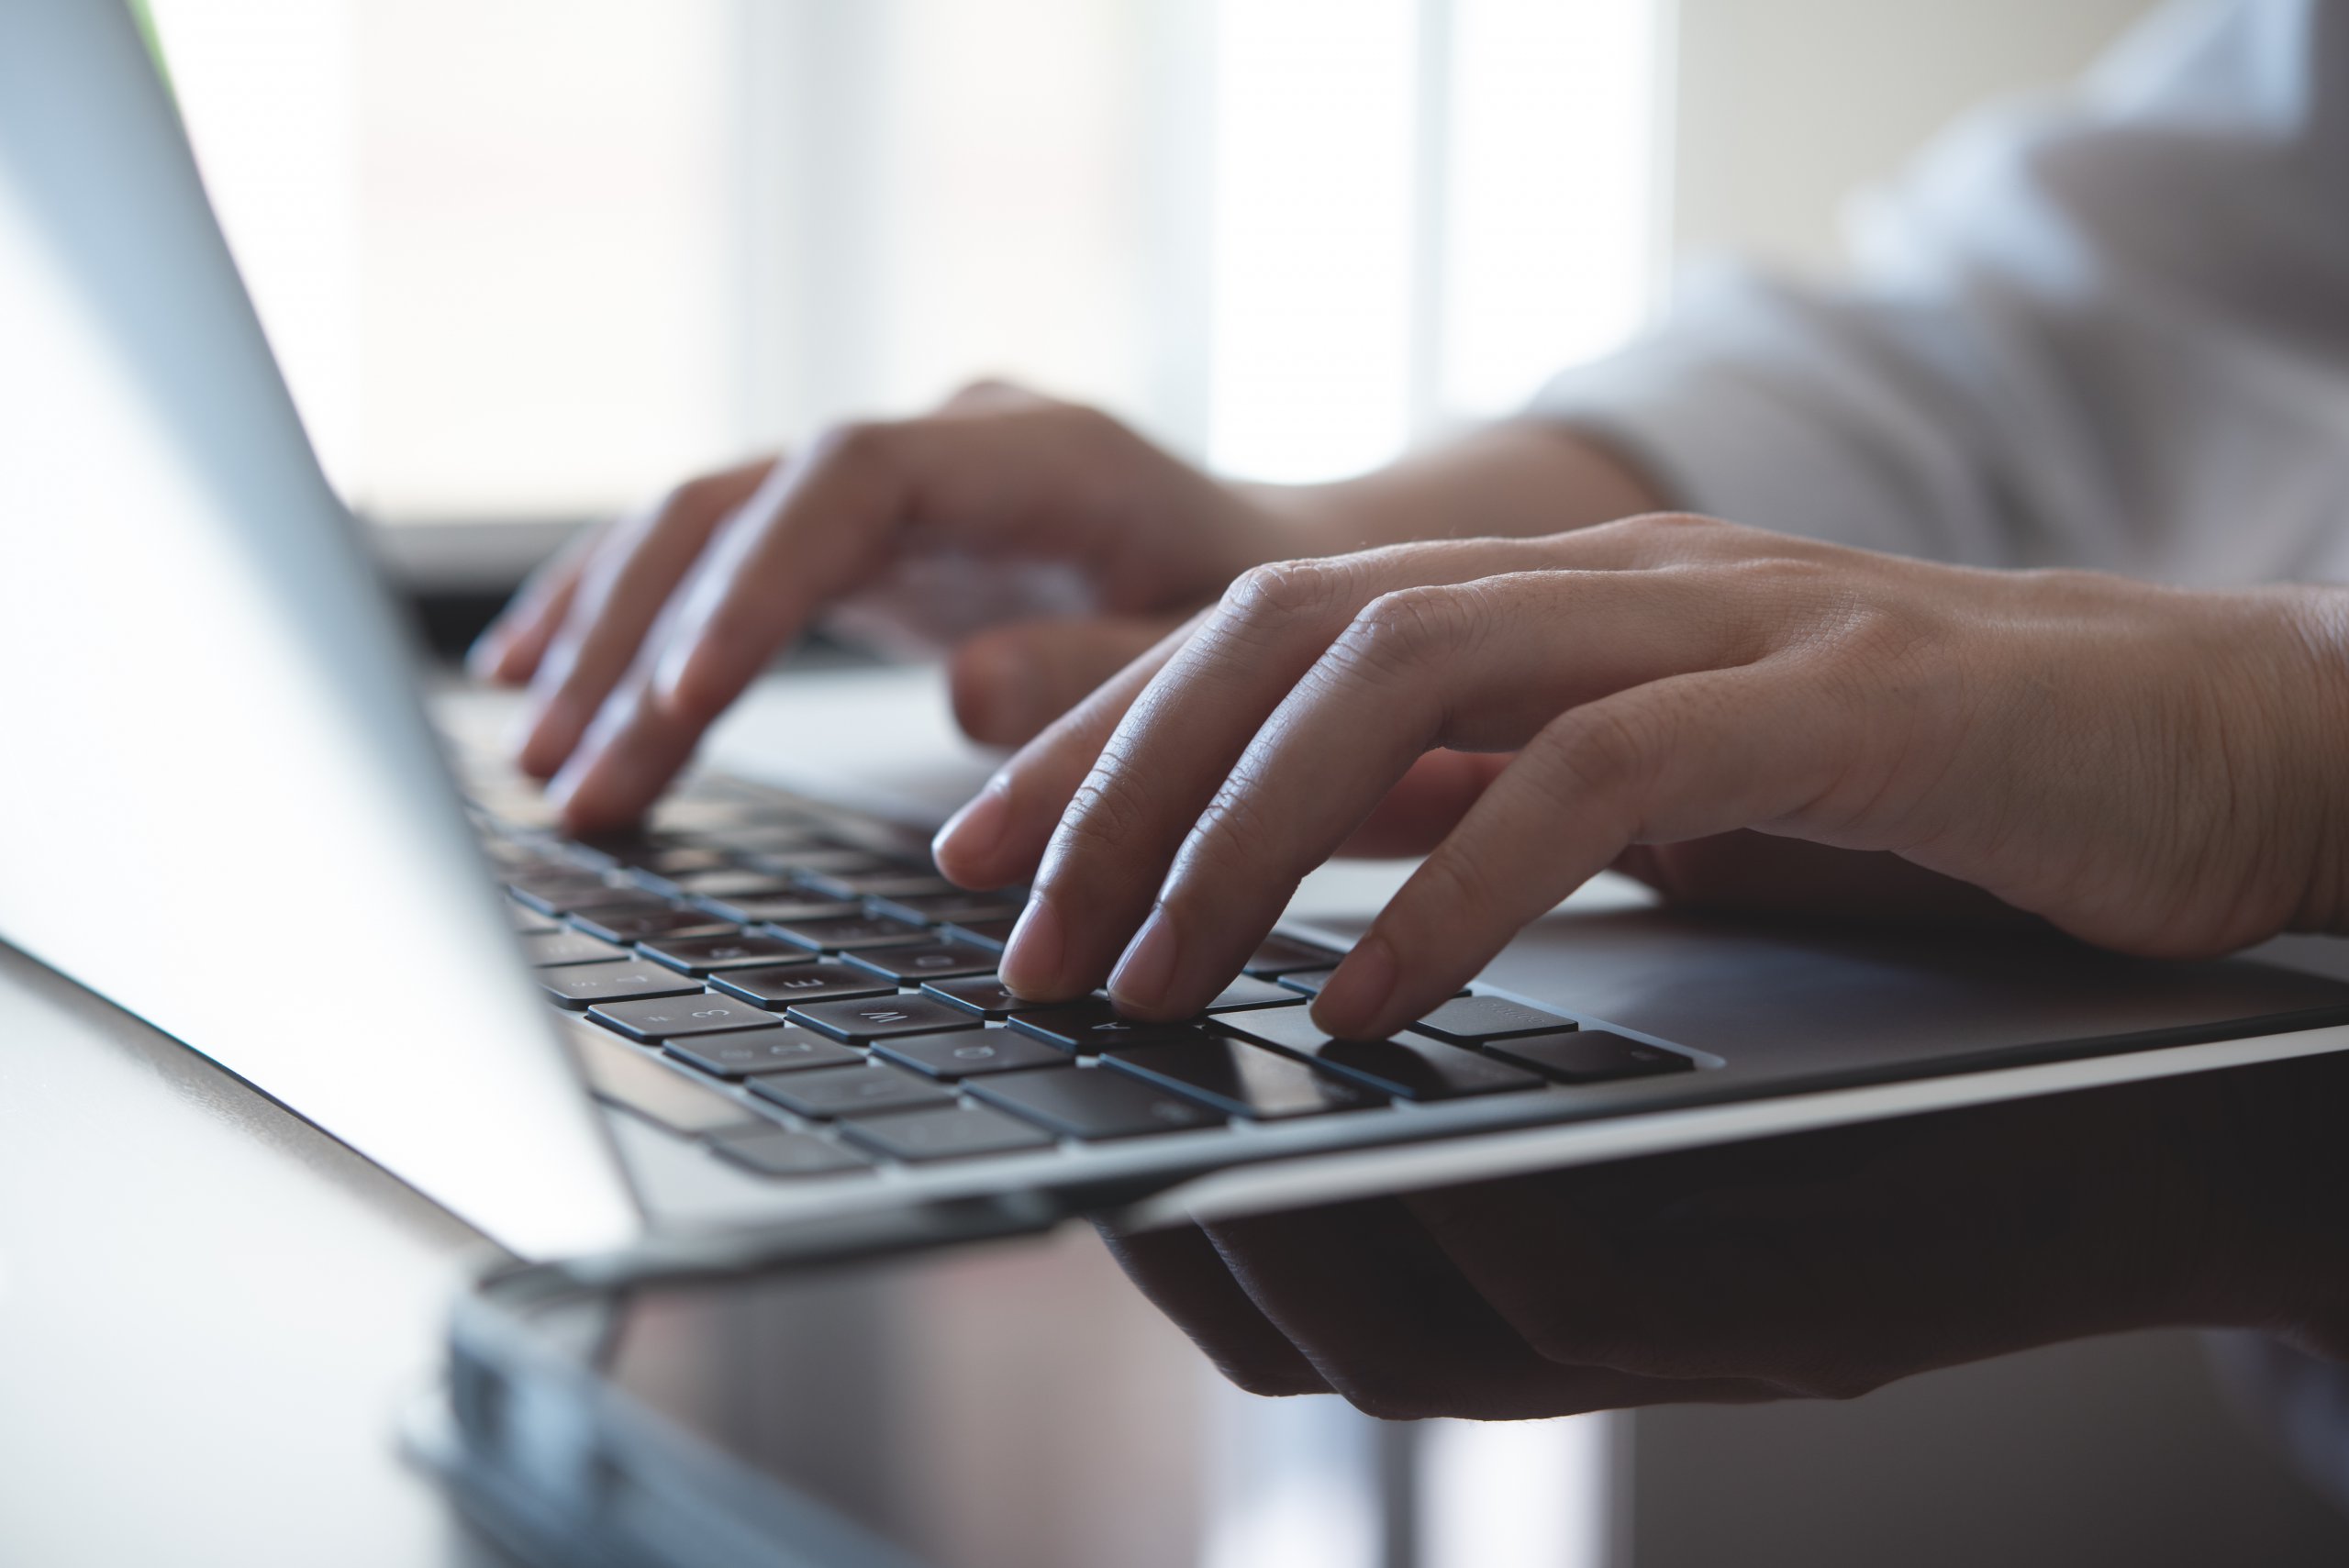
[1531,0,2349,585]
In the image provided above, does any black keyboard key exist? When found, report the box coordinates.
[748,1063,957,1119]
[1008,998,1216,1054]
[1278,968,1462,1000]
[1482,1029,1694,1084]
[506,901,561,935]
[1408,995,1579,1043]
[874,1029,1069,1080]
[766,914,935,953]
[841,941,1002,984]
[663,1026,863,1078]
[1242,934,1346,977]
[696,823,835,855]
[638,933,814,975]
[589,993,785,1041]
[1211,975,1312,1009]
[795,868,965,901]
[786,994,981,1043]
[571,906,739,945]
[521,929,629,967]
[868,889,1025,926]
[698,895,864,925]
[506,873,648,915]
[941,916,1020,950]
[708,1126,872,1177]
[838,1104,1056,1162]
[540,961,705,1009]
[629,845,734,878]
[568,1028,763,1136]
[709,962,897,1008]
[1106,1037,1384,1120]
[742,847,894,877]
[918,975,1031,1018]
[967,1067,1225,1140]
[1218,1008,1544,1100]
[664,868,802,900]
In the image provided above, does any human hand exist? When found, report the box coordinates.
[468,382,1299,830]
[1102,1052,2349,1419]
[931,515,2349,1033]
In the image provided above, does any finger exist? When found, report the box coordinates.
[467,522,599,683]
[929,613,1203,919]
[514,457,774,779]
[1104,568,1769,1018]
[1200,1200,1774,1419]
[1314,662,1863,1039]
[650,406,1236,730]
[995,540,1576,1002]
[1095,1222,1330,1396]
[949,612,1190,748]
[930,520,1752,941]
[1335,750,1511,859]
[553,406,1227,829]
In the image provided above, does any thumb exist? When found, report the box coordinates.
[950,613,1187,747]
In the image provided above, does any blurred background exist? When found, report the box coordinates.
[149,0,2147,598]
[140,1,2349,1562]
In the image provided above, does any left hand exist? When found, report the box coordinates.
[1101,1051,2349,1419]
[930,515,2349,1036]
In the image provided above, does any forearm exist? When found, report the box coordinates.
[1251,420,1668,559]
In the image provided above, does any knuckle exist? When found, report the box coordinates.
[1052,755,1157,862]
[1221,557,1358,624]
[1330,584,1476,682]
[663,470,740,520]
[1191,778,1290,875]
[1536,703,1656,806]
[944,375,1031,406]
[803,417,897,474]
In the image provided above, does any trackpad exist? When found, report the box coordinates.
[1310,908,2349,1080]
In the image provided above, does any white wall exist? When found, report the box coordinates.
[1667,0,2158,275]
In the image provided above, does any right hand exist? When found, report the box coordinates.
[470,381,1304,831]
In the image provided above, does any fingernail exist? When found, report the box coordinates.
[1310,934,1397,1039]
[933,776,1011,868]
[465,629,506,680]
[515,694,582,778]
[653,635,708,714]
[1108,906,1182,1013]
[999,894,1066,997]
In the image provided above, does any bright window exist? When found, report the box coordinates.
[150,0,1664,517]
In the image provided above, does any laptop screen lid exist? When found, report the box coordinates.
[0,0,638,1258]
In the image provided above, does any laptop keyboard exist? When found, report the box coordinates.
[460,767,1696,1186]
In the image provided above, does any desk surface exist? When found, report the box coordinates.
[0,936,517,1567]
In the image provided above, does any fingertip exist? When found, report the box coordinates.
[996,895,1069,1000]
[1308,933,1397,1039]
[514,695,584,781]
[465,628,509,682]
[948,638,1035,748]
[932,777,1012,886]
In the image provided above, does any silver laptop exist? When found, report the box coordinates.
[9,0,2349,1268]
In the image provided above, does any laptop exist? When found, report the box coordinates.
[10,0,2349,1270]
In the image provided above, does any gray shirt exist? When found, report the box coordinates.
[1535,0,2349,586]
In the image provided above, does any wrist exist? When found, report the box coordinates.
[1232,421,1672,563]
